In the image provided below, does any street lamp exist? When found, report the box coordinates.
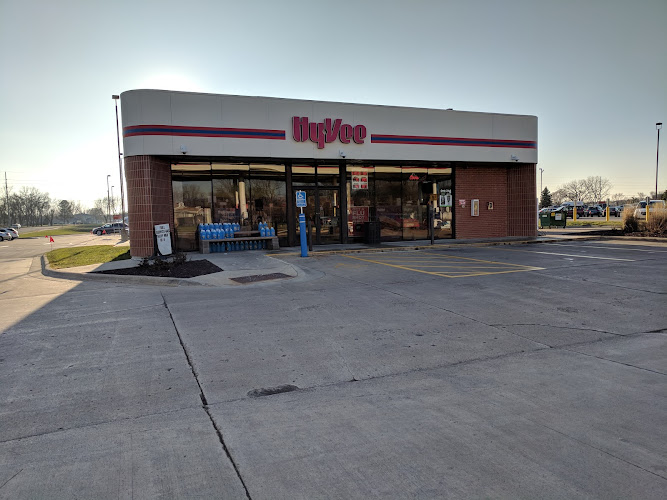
[539,167,544,194]
[112,95,127,241]
[657,123,662,200]
[106,174,111,222]
[111,186,115,216]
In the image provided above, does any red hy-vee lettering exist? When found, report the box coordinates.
[292,117,367,149]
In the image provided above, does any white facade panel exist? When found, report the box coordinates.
[120,89,537,163]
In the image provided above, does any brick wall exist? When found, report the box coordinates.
[454,165,508,238]
[454,163,536,239]
[125,155,173,257]
[507,164,537,237]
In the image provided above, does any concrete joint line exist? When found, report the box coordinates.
[160,292,252,499]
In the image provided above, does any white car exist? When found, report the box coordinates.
[634,200,666,217]
[0,228,15,241]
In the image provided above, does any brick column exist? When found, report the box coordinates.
[125,155,173,257]
[507,164,537,237]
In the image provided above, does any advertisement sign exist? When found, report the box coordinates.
[155,224,172,255]
[459,199,467,208]
[349,206,369,223]
[471,199,480,217]
[351,172,368,190]
[440,189,452,208]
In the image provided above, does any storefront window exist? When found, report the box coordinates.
[248,164,287,242]
[346,166,374,240]
[375,166,402,241]
[171,163,212,251]
[212,164,250,228]
[402,167,428,240]
[292,165,316,186]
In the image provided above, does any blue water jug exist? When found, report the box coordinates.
[270,227,275,236]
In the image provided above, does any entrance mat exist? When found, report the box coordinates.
[230,272,291,284]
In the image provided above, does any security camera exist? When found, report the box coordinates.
[179,145,188,154]
[339,150,346,158]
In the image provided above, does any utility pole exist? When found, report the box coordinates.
[106,174,111,222]
[4,172,9,226]
[539,168,544,194]
[113,95,128,241]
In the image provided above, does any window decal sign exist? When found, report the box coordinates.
[351,171,368,190]
[293,117,367,149]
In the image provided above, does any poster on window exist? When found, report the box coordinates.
[351,171,368,190]
[349,206,369,223]
[439,189,452,208]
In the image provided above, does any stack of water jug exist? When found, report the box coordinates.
[198,222,275,253]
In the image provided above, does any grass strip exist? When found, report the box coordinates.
[563,220,623,227]
[22,225,98,237]
[46,245,131,269]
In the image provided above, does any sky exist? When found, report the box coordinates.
[1,0,665,209]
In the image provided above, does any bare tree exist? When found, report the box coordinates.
[560,179,588,204]
[582,176,612,203]
[550,188,567,206]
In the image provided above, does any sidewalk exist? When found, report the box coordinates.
[41,234,593,287]
[41,231,666,287]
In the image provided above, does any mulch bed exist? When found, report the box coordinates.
[95,259,222,278]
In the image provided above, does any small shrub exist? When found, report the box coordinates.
[646,208,667,234]
[622,209,640,233]
[138,253,188,270]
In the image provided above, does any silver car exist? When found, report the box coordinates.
[0,228,15,241]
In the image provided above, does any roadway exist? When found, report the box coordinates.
[0,236,665,498]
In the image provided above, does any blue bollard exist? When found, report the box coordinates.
[299,213,308,257]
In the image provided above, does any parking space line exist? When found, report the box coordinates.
[506,250,634,261]
[549,243,666,253]
[343,252,543,278]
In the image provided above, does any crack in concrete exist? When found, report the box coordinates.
[161,292,252,500]
[491,323,625,336]
[563,346,667,376]
[0,468,23,491]
[527,418,667,481]
[0,405,198,445]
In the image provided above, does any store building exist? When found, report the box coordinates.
[120,89,537,257]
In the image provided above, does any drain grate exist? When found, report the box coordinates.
[248,385,300,398]
[231,272,291,284]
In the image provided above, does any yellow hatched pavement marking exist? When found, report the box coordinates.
[343,252,543,278]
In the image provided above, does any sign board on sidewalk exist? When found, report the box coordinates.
[155,224,172,255]
[296,190,307,208]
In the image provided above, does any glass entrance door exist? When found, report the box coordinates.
[296,187,341,244]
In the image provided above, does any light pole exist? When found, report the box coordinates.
[657,123,662,199]
[106,174,111,222]
[111,186,115,216]
[112,95,127,241]
[539,167,544,193]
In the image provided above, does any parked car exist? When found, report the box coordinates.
[586,206,603,217]
[561,205,585,219]
[0,228,15,241]
[609,206,621,217]
[634,200,666,218]
[3,227,19,238]
[11,223,21,229]
[91,222,128,235]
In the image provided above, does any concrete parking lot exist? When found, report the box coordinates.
[0,237,665,498]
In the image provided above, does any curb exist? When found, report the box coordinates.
[40,255,205,287]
